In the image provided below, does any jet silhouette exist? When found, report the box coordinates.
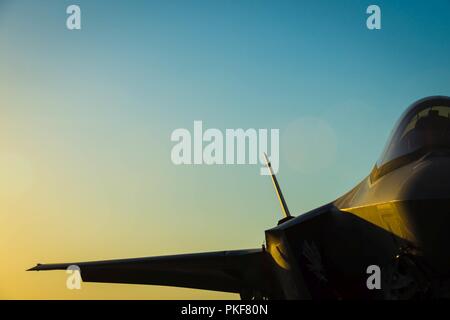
[29,96,450,300]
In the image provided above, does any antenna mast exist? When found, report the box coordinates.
[263,153,292,221]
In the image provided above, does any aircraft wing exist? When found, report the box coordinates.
[28,249,270,294]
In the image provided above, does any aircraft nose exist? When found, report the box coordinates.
[400,154,450,275]
[400,153,450,201]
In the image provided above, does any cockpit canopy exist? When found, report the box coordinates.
[374,96,450,179]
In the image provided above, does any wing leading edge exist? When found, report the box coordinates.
[28,249,271,295]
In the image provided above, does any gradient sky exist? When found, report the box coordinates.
[1,0,449,299]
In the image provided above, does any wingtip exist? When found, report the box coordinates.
[27,264,42,271]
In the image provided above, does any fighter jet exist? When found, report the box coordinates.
[29,96,450,299]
